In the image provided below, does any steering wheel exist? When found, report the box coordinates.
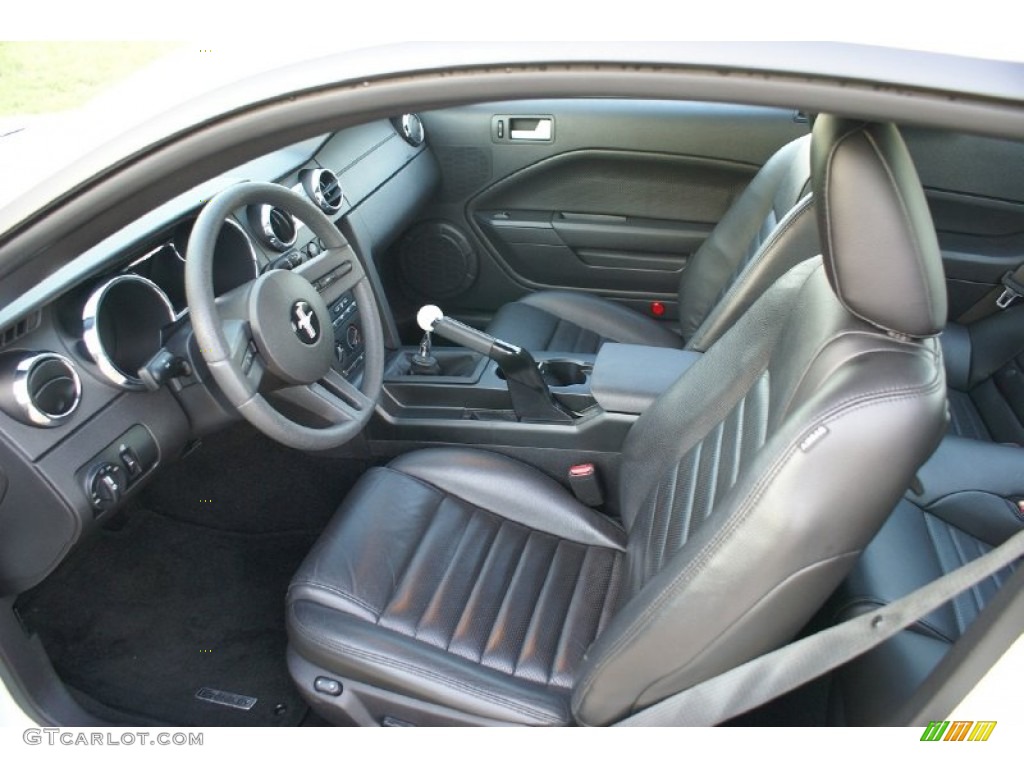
[184,181,384,451]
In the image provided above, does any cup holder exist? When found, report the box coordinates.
[496,359,590,388]
[538,360,589,387]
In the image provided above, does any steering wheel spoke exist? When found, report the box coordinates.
[273,368,374,426]
[216,318,266,394]
[214,281,253,323]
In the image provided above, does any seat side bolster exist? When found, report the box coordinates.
[389,448,627,551]
[686,197,819,352]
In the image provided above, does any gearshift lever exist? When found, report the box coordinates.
[409,305,442,375]
[416,304,572,423]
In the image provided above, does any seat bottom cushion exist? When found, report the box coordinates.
[486,290,681,354]
[286,448,626,725]
[829,496,1018,725]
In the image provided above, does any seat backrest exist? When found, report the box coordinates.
[943,306,1024,442]
[677,134,819,349]
[571,117,949,726]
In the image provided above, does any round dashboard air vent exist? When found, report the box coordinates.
[394,114,425,146]
[300,168,343,215]
[248,204,297,252]
[0,351,82,427]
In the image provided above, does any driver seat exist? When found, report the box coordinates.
[285,117,949,726]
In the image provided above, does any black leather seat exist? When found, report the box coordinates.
[942,306,1024,442]
[829,437,1022,725]
[286,117,949,726]
[485,134,819,354]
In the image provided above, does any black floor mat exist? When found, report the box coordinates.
[139,422,371,534]
[20,509,315,726]
[18,423,373,726]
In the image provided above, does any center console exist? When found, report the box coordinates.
[382,349,597,420]
[367,309,704,512]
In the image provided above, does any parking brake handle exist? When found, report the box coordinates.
[416,305,573,424]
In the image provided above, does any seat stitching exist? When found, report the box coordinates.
[778,333,940,422]
[412,503,478,643]
[701,418,726,524]
[922,513,967,636]
[291,580,381,618]
[729,385,748,488]
[545,317,563,351]
[481,530,536,669]
[445,515,503,655]
[575,373,944,705]
[468,522,529,664]
[655,453,681,573]
[512,539,564,682]
[689,196,814,351]
[546,547,590,687]
[966,535,994,610]
[597,552,623,632]
[677,440,702,567]
[640,477,663,582]
[945,523,982,632]
[380,490,446,623]
[290,610,566,724]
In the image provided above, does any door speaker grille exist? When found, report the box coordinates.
[396,221,478,300]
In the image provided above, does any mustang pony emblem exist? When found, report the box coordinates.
[291,301,320,344]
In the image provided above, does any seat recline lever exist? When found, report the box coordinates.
[417,305,572,423]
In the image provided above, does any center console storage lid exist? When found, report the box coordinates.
[591,343,702,415]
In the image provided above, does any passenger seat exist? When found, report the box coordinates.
[486,134,818,354]
[828,436,1023,725]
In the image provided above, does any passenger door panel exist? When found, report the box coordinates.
[903,128,1024,321]
[383,100,806,336]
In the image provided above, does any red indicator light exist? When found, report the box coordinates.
[650,301,666,317]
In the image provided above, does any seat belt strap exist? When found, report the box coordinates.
[614,528,1024,727]
[956,263,1024,324]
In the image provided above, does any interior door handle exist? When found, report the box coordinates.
[509,117,553,141]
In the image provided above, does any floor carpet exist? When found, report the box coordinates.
[18,424,373,726]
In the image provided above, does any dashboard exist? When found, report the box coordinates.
[0,114,438,595]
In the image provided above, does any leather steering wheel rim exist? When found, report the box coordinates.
[185,181,384,451]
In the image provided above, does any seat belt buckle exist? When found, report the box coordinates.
[568,463,604,507]
[996,270,1024,309]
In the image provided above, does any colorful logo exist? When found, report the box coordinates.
[920,720,997,741]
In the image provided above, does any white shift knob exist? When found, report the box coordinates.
[416,304,443,332]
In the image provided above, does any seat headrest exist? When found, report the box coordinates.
[811,116,946,337]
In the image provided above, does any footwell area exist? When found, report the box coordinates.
[20,509,313,726]
[18,424,372,727]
